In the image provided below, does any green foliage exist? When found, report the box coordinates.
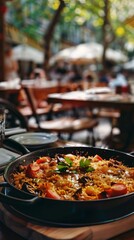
[6,0,134,50]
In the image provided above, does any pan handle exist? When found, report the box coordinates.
[3,138,30,155]
[0,182,39,206]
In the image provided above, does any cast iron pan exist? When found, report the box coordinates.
[0,138,133,226]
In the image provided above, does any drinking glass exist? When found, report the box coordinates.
[0,107,5,147]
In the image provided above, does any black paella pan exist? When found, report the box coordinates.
[0,139,133,226]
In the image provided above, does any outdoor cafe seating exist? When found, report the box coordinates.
[21,85,98,144]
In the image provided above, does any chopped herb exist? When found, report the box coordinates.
[80,158,94,172]
[58,164,68,172]
[86,166,95,172]
[57,161,69,172]
[80,158,91,168]
[64,157,73,166]
[55,157,73,173]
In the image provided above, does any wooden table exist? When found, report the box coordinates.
[21,79,79,93]
[48,91,134,111]
[0,81,21,94]
[48,91,134,151]
[0,83,21,104]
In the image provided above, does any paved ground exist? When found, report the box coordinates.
[71,118,112,147]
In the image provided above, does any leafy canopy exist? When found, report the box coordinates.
[6,0,134,48]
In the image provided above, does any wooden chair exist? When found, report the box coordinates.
[0,98,29,130]
[18,83,75,118]
[17,88,52,118]
[23,87,98,145]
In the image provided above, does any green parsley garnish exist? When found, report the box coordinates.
[64,157,73,166]
[80,158,95,172]
[57,157,73,173]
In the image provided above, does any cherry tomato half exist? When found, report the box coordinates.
[93,154,103,162]
[36,156,51,164]
[45,189,61,200]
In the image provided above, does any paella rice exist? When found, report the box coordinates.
[10,152,134,200]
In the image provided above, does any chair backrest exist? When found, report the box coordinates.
[23,85,60,126]
[23,87,40,126]
[0,98,29,130]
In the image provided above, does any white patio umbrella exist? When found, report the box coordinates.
[13,44,44,63]
[50,43,127,65]
[123,59,134,69]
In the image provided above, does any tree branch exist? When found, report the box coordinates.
[43,0,66,77]
[44,0,65,41]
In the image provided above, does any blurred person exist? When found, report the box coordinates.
[50,61,69,82]
[82,69,97,90]
[116,69,128,85]
[83,69,98,82]
[68,65,82,82]
[98,70,109,85]
[30,64,47,80]
[55,61,68,75]
[5,45,19,81]
[27,61,36,78]
[108,69,128,91]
